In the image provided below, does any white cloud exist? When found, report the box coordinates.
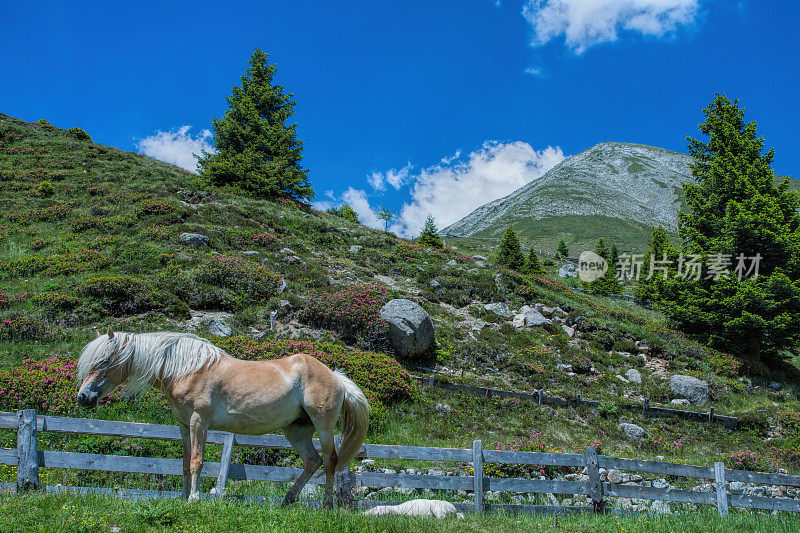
[522,0,699,54]
[368,163,413,191]
[387,141,564,237]
[341,187,384,229]
[137,126,214,173]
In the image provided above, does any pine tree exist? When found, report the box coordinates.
[588,238,621,295]
[635,226,678,303]
[418,215,444,249]
[198,49,314,201]
[524,249,544,275]
[557,240,569,258]
[663,94,800,365]
[496,227,525,270]
[327,203,359,224]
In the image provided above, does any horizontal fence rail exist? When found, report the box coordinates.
[408,374,738,429]
[0,410,796,516]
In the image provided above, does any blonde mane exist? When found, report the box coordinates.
[77,331,226,394]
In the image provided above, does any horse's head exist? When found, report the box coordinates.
[77,327,128,408]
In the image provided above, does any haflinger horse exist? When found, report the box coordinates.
[76,327,369,506]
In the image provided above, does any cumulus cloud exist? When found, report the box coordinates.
[137,126,214,173]
[341,187,385,229]
[522,0,699,53]
[368,163,413,191]
[390,141,564,237]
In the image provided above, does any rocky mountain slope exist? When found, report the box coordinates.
[444,142,797,252]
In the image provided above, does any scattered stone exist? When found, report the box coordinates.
[655,456,665,462]
[729,481,747,494]
[276,278,288,294]
[561,324,575,338]
[539,306,554,317]
[618,423,647,442]
[361,459,375,467]
[435,403,452,414]
[556,364,573,373]
[653,478,669,489]
[349,245,363,254]
[283,255,304,264]
[472,255,488,261]
[241,250,259,256]
[670,399,690,406]
[475,261,486,267]
[484,302,513,318]
[429,279,440,289]
[517,305,552,327]
[186,311,233,337]
[179,232,210,246]
[558,263,577,278]
[769,381,782,390]
[650,500,672,515]
[616,375,630,384]
[607,469,623,484]
[625,369,642,384]
[446,259,457,266]
[669,374,710,405]
[379,299,435,358]
[279,247,296,255]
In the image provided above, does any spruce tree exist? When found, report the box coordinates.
[588,238,621,295]
[496,227,525,270]
[557,240,569,258]
[198,49,314,201]
[635,226,678,303]
[327,203,359,224]
[418,215,444,249]
[524,249,544,275]
[664,94,800,364]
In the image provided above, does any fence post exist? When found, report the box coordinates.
[473,439,484,515]
[428,375,434,388]
[585,446,604,514]
[16,409,39,491]
[714,462,728,516]
[643,397,649,415]
[335,465,355,509]
[214,432,235,498]
[709,407,715,423]
[537,389,543,406]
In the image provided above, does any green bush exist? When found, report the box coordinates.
[32,292,80,319]
[36,181,54,197]
[195,254,283,301]
[67,127,92,142]
[611,338,637,353]
[79,275,156,316]
[302,285,390,346]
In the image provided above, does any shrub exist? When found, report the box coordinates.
[6,204,71,223]
[67,127,92,142]
[216,337,414,431]
[251,232,278,246]
[0,357,119,415]
[611,338,637,353]
[302,284,390,345]
[36,180,54,197]
[79,275,155,315]
[0,315,54,341]
[32,292,80,319]
[136,199,177,217]
[707,351,743,377]
[726,448,800,472]
[194,254,283,301]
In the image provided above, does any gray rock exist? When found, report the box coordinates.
[558,263,577,278]
[607,469,623,484]
[539,306,554,317]
[556,364,573,373]
[653,479,669,489]
[279,247,296,255]
[434,402,452,414]
[207,319,232,337]
[349,245,363,254]
[670,398,690,406]
[625,369,642,384]
[484,302,513,318]
[650,500,672,515]
[561,324,575,338]
[518,305,552,327]
[179,232,210,246]
[276,278,288,294]
[618,423,647,442]
[475,260,485,267]
[769,381,782,390]
[669,374,710,405]
[472,255,488,261]
[241,250,259,256]
[446,259,457,266]
[379,299,435,358]
[428,279,440,289]
[729,481,747,494]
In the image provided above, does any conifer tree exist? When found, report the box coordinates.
[327,203,359,224]
[663,94,800,365]
[588,238,621,295]
[557,240,569,258]
[496,227,525,270]
[524,249,544,275]
[198,49,314,201]
[418,215,444,249]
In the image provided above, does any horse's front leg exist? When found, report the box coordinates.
[188,414,208,501]
[179,423,191,499]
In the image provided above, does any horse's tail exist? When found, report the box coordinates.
[333,370,369,472]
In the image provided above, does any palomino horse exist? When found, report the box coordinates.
[76,328,369,506]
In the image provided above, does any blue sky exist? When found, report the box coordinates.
[2,1,797,236]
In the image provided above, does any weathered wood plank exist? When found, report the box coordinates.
[361,443,472,462]
[482,450,584,467]
[714,462,729,516]
[487,478,589,495]
[354,472,472,490]
[16,410,39,490]
[215,432,235,498]
[602,483,714,505]
[0,448,17,466]
[726,469,800,487]
[597,456,714,480]
[0,412,16,430]
[585,446,603,513]
[729,494,800,513]
[473,440,484,514]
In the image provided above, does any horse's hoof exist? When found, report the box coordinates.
[188,493,200,502]
[322,497,334,509]
[281,495,297,507]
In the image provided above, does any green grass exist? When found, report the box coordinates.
[2,493,799,533]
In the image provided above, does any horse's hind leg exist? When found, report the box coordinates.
[282,423,322,506]
[316,426,338,509]
[178,423,191,499]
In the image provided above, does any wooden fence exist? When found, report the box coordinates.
[410,374,738,429]
[0,409,796,515]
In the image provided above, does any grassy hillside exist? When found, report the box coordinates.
[0,114,799,516]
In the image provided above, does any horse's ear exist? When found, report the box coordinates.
[94,328,101,338]
[107,326,114,339]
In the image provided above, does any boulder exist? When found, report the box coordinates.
[607,469,623,484]
[349,245,363,254]
[446,259,457,266]
[561,325,575,338]
[484,302,512,318]
[618,423,647,442]
[517,305,551,327]
[379,299,435,358]
[558,263,577,278]
[669,374,710,405]
[434,402,452,414]
[179,233,210,246]
[769,381,782,390]
[241,250,259,256]
[625,369,642,384]
[670,399,690,406]
[279,247,296,255]
[364,499,461,518]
